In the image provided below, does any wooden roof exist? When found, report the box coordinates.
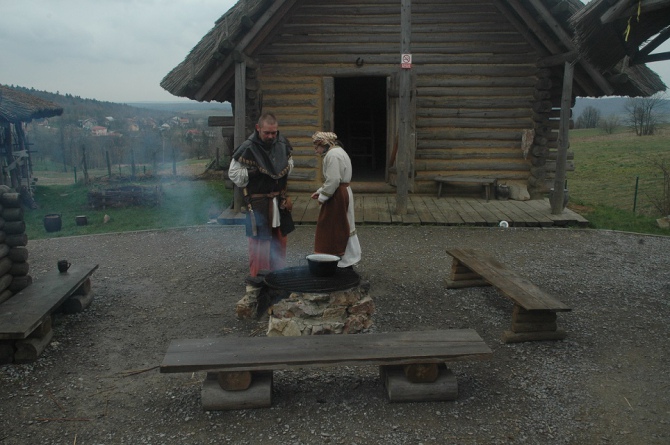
[0,85,64,124]
[161,0,666,102]
[571,0,670,84]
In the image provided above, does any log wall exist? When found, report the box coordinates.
[252,0,570,195]
[0,185,32,305]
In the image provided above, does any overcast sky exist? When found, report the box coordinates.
[2,0,669,104]
[1,0,236,103]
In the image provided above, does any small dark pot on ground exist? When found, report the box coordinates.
[44,214,62,232]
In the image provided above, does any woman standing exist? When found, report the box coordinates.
[311,131,362,268]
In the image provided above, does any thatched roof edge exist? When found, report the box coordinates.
[160,0,268,101]
[0,85,64,124]
[570,0,669,94]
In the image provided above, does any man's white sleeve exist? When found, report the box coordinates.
[228,158,249,187]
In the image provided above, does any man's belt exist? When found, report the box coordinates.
[250,191,281,199]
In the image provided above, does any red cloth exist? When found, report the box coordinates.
[248,227,287,276]
[314,184,350,256]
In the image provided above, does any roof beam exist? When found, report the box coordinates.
[526,0,614,95]
[195,0,296,101]
[602,0,670,24]
[631,26,670,64]
[501,0,600,96]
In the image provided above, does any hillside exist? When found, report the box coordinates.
[574,96,670,120]
[2,84,231,124]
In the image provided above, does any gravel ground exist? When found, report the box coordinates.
[1,225,669,445]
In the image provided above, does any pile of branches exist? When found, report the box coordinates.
[88,185,162,210]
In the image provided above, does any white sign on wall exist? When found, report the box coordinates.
[401,54,412,69]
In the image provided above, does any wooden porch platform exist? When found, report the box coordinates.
[218,195,589,228]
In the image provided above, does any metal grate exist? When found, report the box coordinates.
[264,266,360,293]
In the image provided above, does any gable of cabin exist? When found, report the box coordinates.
[162,0,665,198]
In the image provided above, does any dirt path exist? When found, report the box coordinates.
[1,226,668,444]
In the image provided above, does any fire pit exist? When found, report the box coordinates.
[236,266,374,337]
[263,266,360,293]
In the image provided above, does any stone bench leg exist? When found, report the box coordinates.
[202,371,273,411]
[380,363,458,402]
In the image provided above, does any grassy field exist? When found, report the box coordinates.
[567,126,670,234]
[23,127,670,239]
[25,160,232,240]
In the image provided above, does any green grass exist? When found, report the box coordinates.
[25,177,232,240]
[568,126,670,235]
[24,126,670,238]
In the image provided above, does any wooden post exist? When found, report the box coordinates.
[551,61,574,214]
[233,60,247,213]
[172,145,177,176]
[396,0,412,215]
[131,149,136,179]
[81,144,89,185]
[106,150,112,178]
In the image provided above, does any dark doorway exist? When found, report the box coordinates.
[333,77,387,181]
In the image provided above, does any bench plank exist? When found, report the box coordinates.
[446,248,570,312]
[0,264,99,339]
[434,176,497,201]
[161,329,491,374]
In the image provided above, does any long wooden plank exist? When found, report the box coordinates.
[505,200,543,227]
[431,198,465,225]
[485,199,517,225]
[458,197,499,226]
[354,193,364,224]
[161,329,492,373]
[0,264,99,339]
[424,196,465,224]
[399,197,421,224]
[446,248,570,312]
[363,195,379,223]
[411,196,437,224]
[491,199,530,226]
[511,200,554,227]
[376,196,392,224]
[449,198,486,225]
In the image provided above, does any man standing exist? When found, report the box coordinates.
[229,113,294,276]
[311,131,361,268]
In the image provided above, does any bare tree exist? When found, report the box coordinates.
[575,105,601,128]
[599,114,620,134]
[624,93,667,136]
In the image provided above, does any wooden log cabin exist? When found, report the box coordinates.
[0,85,64,208]
[160,0,665,206]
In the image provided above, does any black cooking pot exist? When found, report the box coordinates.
[306,254,341,277]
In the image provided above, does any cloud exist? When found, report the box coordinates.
[1,0,668,102]
[1,0,235,102]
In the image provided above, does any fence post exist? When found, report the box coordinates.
[633,176,639,213]
[106,150,112,178]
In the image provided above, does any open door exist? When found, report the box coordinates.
[332,77,387,181]
[387,72,417,191]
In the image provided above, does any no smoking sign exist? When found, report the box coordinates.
[401,53,412,69]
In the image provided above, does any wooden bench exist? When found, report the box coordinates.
[445,248,571,343]
[434,176,497,201]
[0,264,99,363]
[160,329,492,410]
